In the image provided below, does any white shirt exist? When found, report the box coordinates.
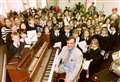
[55,46,83,81]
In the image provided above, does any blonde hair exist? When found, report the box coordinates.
[90,38,99,49]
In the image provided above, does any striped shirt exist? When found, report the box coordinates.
[1,26,11,43]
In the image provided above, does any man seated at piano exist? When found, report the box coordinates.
[55,36,83,82]
[9,32,24,60]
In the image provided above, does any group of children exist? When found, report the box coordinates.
[0,2,120,81]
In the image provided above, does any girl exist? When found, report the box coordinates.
[83,38,103,79]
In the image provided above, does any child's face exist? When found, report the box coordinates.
[82,26,87,30]
[47,21,52,26]
[5,19,12,27]
[84,31,90,37]
[15,18,21,25]
[29,19,35,25]
[57,13,61,17]
[101,28,108,35]
[59,22,63,27]
[111,27,116,31]
[53,18,57,24]
[90,39,99,48]
[11,25,18,32]
[95,28,101,34]
[106,19,110,24]
[64,28,70,33]
[92,20,95,25]
[87,20,91,25]
[21,23,26,29]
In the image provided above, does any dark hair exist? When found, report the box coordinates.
[67,36,76,42]
[53,25,60,30]
[110,23,118,31]
[81,23,87,28]
[19,30,27,34]
[110,23,117,28]
[57,18,63,22]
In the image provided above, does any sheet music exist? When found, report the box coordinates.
[24,45,31,48]
[27,30,38,43]
[53,42,61,48]
[83,59,92,70]
[78,40,87,53]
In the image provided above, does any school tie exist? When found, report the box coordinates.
[57,33,59,36]
[64,49,72,64]
[66,33,69,37]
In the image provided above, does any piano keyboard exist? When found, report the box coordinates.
[41,49,57,82]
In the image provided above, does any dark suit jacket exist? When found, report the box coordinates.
[84,48,103,76]
[6,32,13,50]
[61,32,72,47]
[99,35,110,52]
[0,28,4,45]
[9,42,25,58]
[26,24,37,31]
[50,32,62,46]
[109,32,119,51]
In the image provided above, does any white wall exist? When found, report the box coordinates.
[86,0,96,9]
[96,0,120,15]
[0,0,8,17]
[0,0,24,17]
[0,0,120,17]
[0,0,47,16]
[28,0,37,8]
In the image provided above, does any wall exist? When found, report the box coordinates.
[0,0,24,17]
[0,0,38,17]
[86,0,96,9]
[96,0,120,15]
[47,0,57,8]
[58,0,85,11]
[0,0,120,17]
[0,0,8,17]
[28,0,37,8]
